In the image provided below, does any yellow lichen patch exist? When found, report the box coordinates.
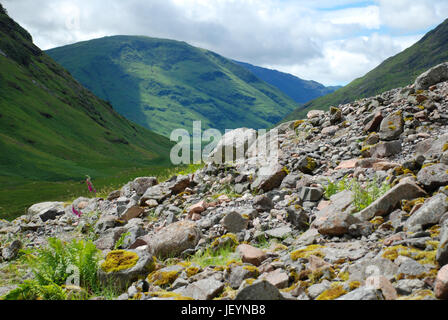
[177,261,192,268]
[290,245,325,261]
[305,157,317,172]
[417,105,425,110]
[370,216,384,226]
[242,265,260,276]
[186,266,200,278]
[243,278,256,286]
[294,120,305,129]
[283,166,291,175]
[216,285,238,300]
[281,282,298,293]
[147,270,181,287]
[101,250,139,273]
[382,245,438,265]
[316,284,347,300]
[349,281,361,291]
[401,198,426,213]
[149,291,194,300]
[421,163,436,169]
[272,243,288,252]
[397,289,434,300]
[429,225,440,238]
[211,233,239,250]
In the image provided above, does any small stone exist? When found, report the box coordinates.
[370,141,402,158]
[222,211,248,233]
[337,287,384,300]
[1,240,22,261]
[259,269,289,289]
[175,278,224,300]
[237,244,268,266]
[379,112,404,141]
[417,163,448,191]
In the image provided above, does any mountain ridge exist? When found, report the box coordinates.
[46,35,300,137]
[283,18,448,122]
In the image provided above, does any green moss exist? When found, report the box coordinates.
[101,250,139,273]
[293,120,305,129]
[349,281,361,291]
[242,265,260,277]
[149,291,194,300]
[186,266,200,278]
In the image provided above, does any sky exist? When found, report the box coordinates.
[3,0,448,86]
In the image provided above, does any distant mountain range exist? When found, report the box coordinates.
[46,36,301,137]
[283,18,448,122]
[234,61,341,104]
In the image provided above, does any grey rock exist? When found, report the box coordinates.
[176,278,224,300]
[348,258,399,283]
[414,62,448,90]
[251,163,287,192]
[394,279,426,295]
[27,202,65,222]
[405,193,448,229]
[379,112,404,141]
[228,264,260,289]
[280,174,302,189]
[235,280,285,300]
[252,195,273,212]
[1,240,22,261]
[222,211,248,233]
[307,280,331,299]
[370,140,402,158]
[417,163,448,190]
[437,220,448,267]
[265,226,292,239]
[298,187,323,202]
[131,177,158,196]
[208,128,257,163]
[146,221,201,259]
[397,257,428,277]
[286,206,309,230]
[354,181,426,221]
[98,249,155,291]
[337,287,384,300]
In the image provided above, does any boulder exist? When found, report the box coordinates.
[142,221,201,259]
[131,177,158,196]
[354,181,426,221]
[379,112,403,141]
[417,163,448,191]
[175,278,224,300]
[222,211,248,233]
[98,249,155,291]
[1,240,22,261]
[237,244,268,266]
[27,202,65,222]
[208,128,257,164]
[251,163,287,192]
[405,193,448,230]
[414,62,448,91]
[369,141,402,158]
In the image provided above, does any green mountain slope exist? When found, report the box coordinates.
[0,6,173,218]
[283,18,448,121]
[234,60,341,104]
[46,36,299,137]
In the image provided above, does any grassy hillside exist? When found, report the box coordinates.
[46,36,299,137]
[234,60,341,104]
[0,6,173,219]
[283,18,448,121]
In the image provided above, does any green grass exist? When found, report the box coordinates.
[324,175,391,212]
[46,35,299,137]
[283,18,448,122]
[0,163,204,221]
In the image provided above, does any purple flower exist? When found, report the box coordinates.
[86,177,97,193]
[72,206,82,217]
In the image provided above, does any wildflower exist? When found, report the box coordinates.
[86,175,97,193]
[72,205,82,217]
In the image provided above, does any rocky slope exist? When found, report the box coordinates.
[3,63,448,300]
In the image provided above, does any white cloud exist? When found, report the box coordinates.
[1,0,446,86]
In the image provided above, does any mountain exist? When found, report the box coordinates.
[46,36,299,137]
[0,5,173,218]
[283,18,448,122]
[234,60,341,104]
